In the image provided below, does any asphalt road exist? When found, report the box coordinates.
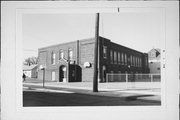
[23,90,161,106]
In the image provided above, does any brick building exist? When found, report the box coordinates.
[38,36,149,82]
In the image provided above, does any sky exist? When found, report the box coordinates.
[23,12,162,60]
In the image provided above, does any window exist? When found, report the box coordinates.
[151,52,156,58]
[121,53,124,64]
[103,46,107,58]
[118,52,121,64]
[136,57,138,67]
[68,48,73,61]
[139,57,141,67]
[145,57,147,66]
[133,56,135,66]
[59,50,64,59]
[130,55,132,66]
[52,71,55,81]
[124,53,127,65]
[140,59,142,67]
[145,57,148,67]
[110,50,113,64]
[114,51,117,64]
[132,56,134,66]
[51,52,55,64]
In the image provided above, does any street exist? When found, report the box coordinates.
[23,78,161,106]
[23,88,161,106]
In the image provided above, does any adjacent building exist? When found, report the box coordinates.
[38,36,149,82]
[148,48,161,74]
[23,64,38,78]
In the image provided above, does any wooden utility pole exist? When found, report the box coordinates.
[93,13,99,92]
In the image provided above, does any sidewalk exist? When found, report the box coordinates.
[23,79,161,102]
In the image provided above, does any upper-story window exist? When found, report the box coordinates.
[133,56,135,66]
[145,57,148,67]
[124,53,127,65]
[130,55,132,66]
[103,46,107,59]
[121,53,124,64]
[118,52,121,64]
[134,56,136,66]
[137,57,139,67]
[68,48,73,61]
[139,57,141,67]
[136,57,138,67]
[110,50,113,64]
[151,52,156,58]
[114,51,117,64]
[51,51,56,65]
[59,49,64,59]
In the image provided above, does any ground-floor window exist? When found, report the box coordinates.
[52,71,55,81]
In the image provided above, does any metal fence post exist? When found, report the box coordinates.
[151,74,153,82]
[126,73,128,83]
[126,73,128,89]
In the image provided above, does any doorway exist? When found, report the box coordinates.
[69,64,82,82]
[102,65,106,82]
[59,65,67,82]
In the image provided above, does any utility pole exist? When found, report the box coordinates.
[93,13,99,92]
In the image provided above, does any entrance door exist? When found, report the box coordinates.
[102,65,106,82]
[59,65,67,82]
[69,64,82,82]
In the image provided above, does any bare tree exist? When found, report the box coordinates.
[24,56,38,66]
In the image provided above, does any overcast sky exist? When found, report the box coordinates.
[23,12,162,60]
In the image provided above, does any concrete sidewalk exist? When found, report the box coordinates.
[23,81,161,102]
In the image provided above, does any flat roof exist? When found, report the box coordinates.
[38,36,147,54]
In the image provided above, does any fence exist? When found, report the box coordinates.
[106,73,161,83]
[104,73,161,90]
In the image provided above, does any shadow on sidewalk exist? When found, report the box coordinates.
[125,95,155,101]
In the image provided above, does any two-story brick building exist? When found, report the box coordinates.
[38,36,149,82]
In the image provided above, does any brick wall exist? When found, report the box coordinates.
[37,37,149,82]
[79,38,95,82]
[38,41,77,81]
